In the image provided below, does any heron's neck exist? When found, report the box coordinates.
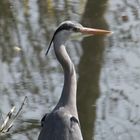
[53,42,77,115]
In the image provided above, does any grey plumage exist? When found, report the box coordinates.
[38,21,111,140]
[38,21,83,140]
[39,107,83,140]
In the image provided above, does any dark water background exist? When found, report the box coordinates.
[0,0,140,140]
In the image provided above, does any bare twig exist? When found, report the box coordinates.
[0,96,27,134]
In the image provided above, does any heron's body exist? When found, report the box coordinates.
[38,107,82,140]
[38,21,111,140]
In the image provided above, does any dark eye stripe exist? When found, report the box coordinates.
[54,22,80,36]
[54,24,72,35]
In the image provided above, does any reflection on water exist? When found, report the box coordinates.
[77,0,108,140]
[1,0,140,140]
[95,0,140,140]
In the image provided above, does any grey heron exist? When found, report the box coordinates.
[38,21,111,140]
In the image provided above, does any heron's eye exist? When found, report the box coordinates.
[72,27,80,32]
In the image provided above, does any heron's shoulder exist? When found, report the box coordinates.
[41,107,79,127]
[39,108,83,140]
[52,107,72,121]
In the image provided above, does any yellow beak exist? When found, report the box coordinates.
[79,27,112,35]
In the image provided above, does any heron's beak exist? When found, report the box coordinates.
[79,27,112,35]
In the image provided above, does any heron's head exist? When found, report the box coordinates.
[46,21,112,55]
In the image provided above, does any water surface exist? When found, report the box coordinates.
[0,0,140,140]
